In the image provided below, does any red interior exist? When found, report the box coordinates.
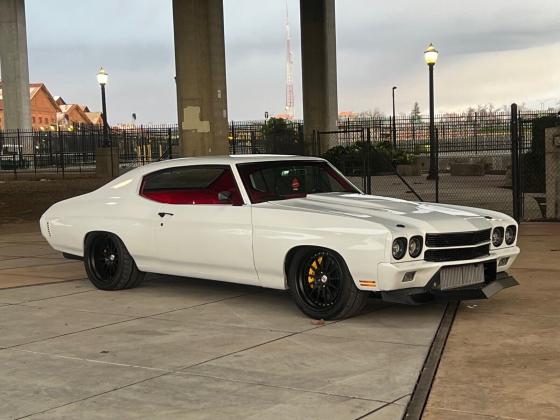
[140,169,243,205]
[238,162,357,204]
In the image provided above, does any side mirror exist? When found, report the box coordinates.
[218,191,232,202]
[218,190,243,206]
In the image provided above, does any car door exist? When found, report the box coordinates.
[140,164,258,285]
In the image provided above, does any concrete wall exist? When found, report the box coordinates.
[0,0,32,130]
[300,0,338,153]
[173,0,229,156]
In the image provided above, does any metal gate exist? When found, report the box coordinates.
[512,104,560,221]
[315,128,423,200]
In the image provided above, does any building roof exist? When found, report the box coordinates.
[0,82,60,112]
[57,103,93,124]
[85,111,103,125]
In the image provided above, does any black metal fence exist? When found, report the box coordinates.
[227,109,559,221]
[227,111,553,156]
[229,119,304,155]
[2,109,558,220]
[0,125,178,178]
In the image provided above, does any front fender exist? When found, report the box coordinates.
[251,206,389,289]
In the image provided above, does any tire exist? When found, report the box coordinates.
[288,247,368,320]
[84,232,145,291]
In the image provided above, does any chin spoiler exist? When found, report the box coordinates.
[381,260,518,305]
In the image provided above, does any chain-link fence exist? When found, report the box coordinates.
[3,109,558,220]
[311,109,560,221]
[516,112,560,220]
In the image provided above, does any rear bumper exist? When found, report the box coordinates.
[380,272,518,305]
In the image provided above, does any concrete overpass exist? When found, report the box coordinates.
[0,0,338,155]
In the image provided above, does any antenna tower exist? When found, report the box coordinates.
[285,0,295,119]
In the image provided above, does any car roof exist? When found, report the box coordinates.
[107,155,327,189]
[133,154,324,172]
[161,154,321,164]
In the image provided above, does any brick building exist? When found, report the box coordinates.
[0,83,101,130]
[57,104,92,129]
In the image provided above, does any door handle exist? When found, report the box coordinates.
[158,212,174,218]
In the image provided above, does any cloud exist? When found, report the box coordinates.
[20,0,560,122]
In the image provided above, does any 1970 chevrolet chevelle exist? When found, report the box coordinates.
[40,155,520,319]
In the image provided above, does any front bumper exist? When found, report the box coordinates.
[380,272,518,305]
[376,246,520,292]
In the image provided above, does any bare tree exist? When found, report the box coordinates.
[410,102,421,123]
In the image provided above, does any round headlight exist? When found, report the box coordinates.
[492,227,504,247]
[409,236,423,258]
[505,225,516,245]
[392,237,407,260]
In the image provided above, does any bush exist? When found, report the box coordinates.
[260,118,304,155]
[322,141,416,176]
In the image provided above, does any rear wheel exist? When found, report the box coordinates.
[288,248,368,320]
[84,232,144,290]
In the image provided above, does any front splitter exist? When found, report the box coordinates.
[381,272,519,305]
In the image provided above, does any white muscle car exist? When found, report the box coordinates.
[40,155,520,319]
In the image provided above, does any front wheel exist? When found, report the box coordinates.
[288,248,368,320]
[84,232,144,290]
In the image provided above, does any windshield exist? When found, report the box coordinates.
[237,160,360,204]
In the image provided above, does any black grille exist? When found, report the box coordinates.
[425,229,491,248]
[424,244,490,262]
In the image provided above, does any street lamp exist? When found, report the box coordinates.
[424,43,438,180]
[392,86,397,149]
[96,67,110,147]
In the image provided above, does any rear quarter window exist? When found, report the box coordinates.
[142,166,224,191]
[139,165,243,205]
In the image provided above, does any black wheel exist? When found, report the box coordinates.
[288,248,368,320]
[84,232,144,290]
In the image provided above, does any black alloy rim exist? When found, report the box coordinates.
[91,234,119,284]
[297,251,342,310]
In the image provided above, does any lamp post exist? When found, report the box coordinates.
[392,86,397,149]
[424,44,438,180]
[96,67,109,147]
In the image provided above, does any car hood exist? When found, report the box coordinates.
[268,192,512,233]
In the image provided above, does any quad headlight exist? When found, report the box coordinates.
[492,227,504,247]
[392,237,407,260]
[409,236,423,258]
[505,225,517,245]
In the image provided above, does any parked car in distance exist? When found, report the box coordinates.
[0,143,29,170]
[40,155,520,319]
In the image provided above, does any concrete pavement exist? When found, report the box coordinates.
[424,223,560,420]
[0,227,446,419]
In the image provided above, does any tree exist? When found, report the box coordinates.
[410,102,421,123]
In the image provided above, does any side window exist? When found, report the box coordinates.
[140,165,243,205]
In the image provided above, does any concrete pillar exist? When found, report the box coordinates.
[0,0,32,130]
[545,127,560,219]
[300,0,338,154]
[95,147,119,180]
[172,0,229,156]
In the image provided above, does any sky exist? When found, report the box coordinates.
[15,0,560,124]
